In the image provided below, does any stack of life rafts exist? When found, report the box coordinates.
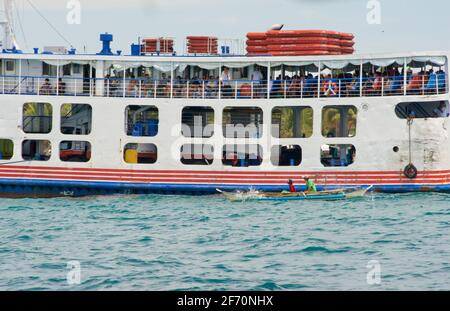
[141,38,174,54]
[246,30,355,56]
[186,36,218,55]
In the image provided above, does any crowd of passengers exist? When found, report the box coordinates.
[37,66,447,98]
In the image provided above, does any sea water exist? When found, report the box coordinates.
[0,193,449,291]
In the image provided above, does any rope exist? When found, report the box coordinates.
[407,117,413,164]
[25,0,73,47]
[0,160,31,166]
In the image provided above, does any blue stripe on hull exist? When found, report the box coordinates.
[0,178,449,197]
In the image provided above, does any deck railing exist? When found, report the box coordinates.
[0,74,447,99]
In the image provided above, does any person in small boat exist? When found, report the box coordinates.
[303,176,317,193]
[288,179,296,193]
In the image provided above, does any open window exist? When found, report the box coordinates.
[23,103,53,134]
[22,140,51,161]
[272,106,313,138]
[271,145,302,166]
[321,144,356,167]
[322,106,357,138]
[125,105,159,137]
[60,141,91,162]
[61,104,92,135]
[0,139,14,160]
[124,143,157,164]
[182,107,214,138]
[222,144,263,167]
[223,107,263,138]
[181,144,214,165]
[395,100,449,119]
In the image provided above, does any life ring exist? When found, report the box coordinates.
[341,47,355,54]
[187,36,217,40]
[268,50,333,56]
[246,46,269,52]
[404,164,418,179]
[340,40,355,47]
[246,32,267,40]
[340,32,355,40]
[266,30,339,38]
[267,44,342,52]
[246,40,267,46]
[266,37,341,45]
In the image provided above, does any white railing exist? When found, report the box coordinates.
[0,74,446,99]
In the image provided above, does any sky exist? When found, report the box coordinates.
[5,0,450,55]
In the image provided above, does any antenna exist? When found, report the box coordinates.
[0,0,19,50]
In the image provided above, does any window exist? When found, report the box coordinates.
[125,105,159,137]
[73,64,81,74]
[23,103,53,134]
[223,107,263,138]
[395,100,449,119]
[222,145,263,167]
[61,104,92,135]
[271,145,302,166]
[322,106,357,138]
[124,143,157,164]
[22,140,51,161]
[181,144,214,165]
[63,64,72,76]
[0,139,14,160]
[5,60,15,72]
[182,107,214,138]
[321,144,356,167]
[42,62,57,76]
[272,106,313,138]
[60,141,91,162]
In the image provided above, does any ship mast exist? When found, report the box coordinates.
[0,0,19,50]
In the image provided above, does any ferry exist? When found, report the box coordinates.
[0,1,448,197]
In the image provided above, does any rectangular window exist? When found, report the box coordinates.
[60,141,91,162]
[42,63,57,76]
[125,105,159,137]
[61,104,92,135]
[271,145,302,166]
[395,101,449,119]
[124,143,157,164]
[23,103,53,134]
[182,107,214,138]
[0,139,14,160]
[272,106,313,138]
[73,64,81,74]
[222,145,263,167]
[5,60,15,72]
[63,64,72,76]
[223,107,263,138]
[181,144,214,165]
[322,106,357,138]
[321,144,356,167]
[22,140,51,161]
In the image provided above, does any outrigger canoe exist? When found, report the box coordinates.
[217,186,373,202]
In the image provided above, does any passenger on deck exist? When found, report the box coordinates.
[288,180,296,193]
[221,67,232,86]
[251,65,264,83]
[58,78,66,95]
[40,78,52,95]
[432,102,449,118]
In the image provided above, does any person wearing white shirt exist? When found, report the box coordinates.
[221,67,232,86]
[251,67,263,83]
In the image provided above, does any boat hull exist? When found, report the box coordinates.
[0,176,449,198]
